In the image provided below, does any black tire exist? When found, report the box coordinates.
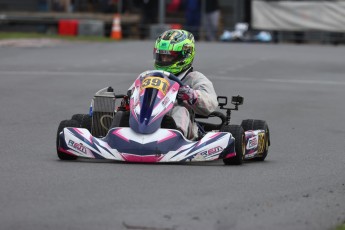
[110,111,130,129]
[241,119,255,132]
[56,119,79,160]
[221,125,245,165]
[252,120,270,161]
[71,114,92,131]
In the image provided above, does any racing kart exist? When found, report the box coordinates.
[56,71,270,165]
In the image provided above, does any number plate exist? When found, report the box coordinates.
[141,76,170,95]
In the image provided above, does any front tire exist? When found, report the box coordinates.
[221,125,245,165]
[56,120,79,160]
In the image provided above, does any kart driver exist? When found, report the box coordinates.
[135,29,218,140]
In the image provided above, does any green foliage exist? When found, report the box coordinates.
[336,223,345,230]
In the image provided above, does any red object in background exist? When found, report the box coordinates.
[170,24,182,30]
[167,0,181,13]
[58,20,78,36]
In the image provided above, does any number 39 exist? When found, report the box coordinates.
[142,77,168,93]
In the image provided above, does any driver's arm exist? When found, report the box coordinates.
[183,71,218,116]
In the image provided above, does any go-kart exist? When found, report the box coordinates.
[56,71,270,165]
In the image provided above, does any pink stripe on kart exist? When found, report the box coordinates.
[112,129,130,142]
[224,152,236,159]
[157,130,177,144]
[150,102,174,124]
[73,128,83,135]
[58,147,77,156]
[120,153,163,163]
[209,133,221,139]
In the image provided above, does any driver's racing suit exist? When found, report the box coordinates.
[130,68,218,140]
[170,67,218,140]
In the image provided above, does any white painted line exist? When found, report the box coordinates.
[263,78,345,85]
[1,70,344,86]
[211,75,345,86]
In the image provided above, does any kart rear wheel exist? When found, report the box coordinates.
[56,119,79,160]
[71,114,92,131]
[252,120,270,161]
[221,125,245,165]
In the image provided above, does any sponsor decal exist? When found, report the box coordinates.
[199,146,223,158]
[247,136,258,149]
[162,97,170,106]
[198,150,208,158]
[208,146,223,155]
[68,140,86,154]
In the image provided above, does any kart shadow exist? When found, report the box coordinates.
[55,158,272,167]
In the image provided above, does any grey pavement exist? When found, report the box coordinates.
[0,40,344,230]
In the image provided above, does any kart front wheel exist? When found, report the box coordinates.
[56,120,79,160]
[221,125,245,165]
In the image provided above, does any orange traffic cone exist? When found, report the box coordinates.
[111,14,122,40]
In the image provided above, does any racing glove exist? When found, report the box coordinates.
[177,85,197,105]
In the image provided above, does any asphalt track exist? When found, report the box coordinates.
[0,40,344,230]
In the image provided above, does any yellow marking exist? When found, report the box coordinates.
[141,76,170,95]
[257,133,266,154]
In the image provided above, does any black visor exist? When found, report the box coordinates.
[154,49,184,66]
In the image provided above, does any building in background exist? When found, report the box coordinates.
[0,0,343,44]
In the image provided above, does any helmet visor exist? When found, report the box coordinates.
[154,49,183,67]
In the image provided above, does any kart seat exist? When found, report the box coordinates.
[110,110,130,128]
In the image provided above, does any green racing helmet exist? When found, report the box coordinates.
[154,29,195,75]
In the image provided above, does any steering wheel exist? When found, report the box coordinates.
[167,73,184,86]
[147,70,183,86]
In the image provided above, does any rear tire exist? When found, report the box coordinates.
[56,120,79,160]
[221,125,245,165]
[241,119,255,131]
[71,114,92,131]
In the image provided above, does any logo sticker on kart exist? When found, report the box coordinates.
[208,146,223,155]
[162,97,170,106]
[68,140,87,154]
[247,136,258,149]
[199,146,223,158]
